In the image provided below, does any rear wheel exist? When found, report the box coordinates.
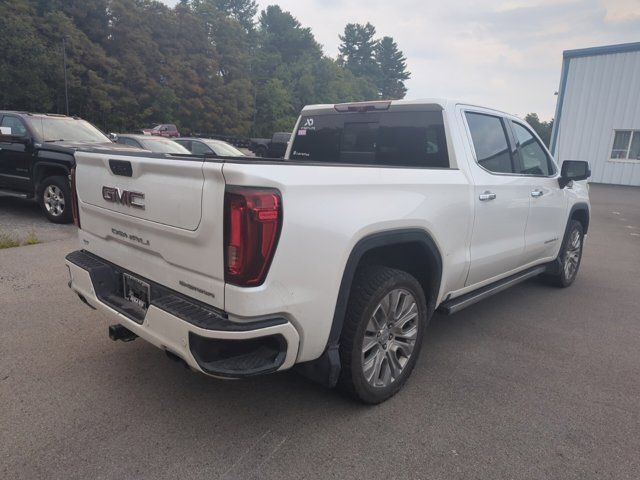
[544,220,584,287]
[337,266,428,404]
[38,175,73,224]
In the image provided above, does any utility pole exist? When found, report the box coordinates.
[62,37,69,116]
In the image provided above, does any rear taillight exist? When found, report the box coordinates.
[224,187,282,287]
[70,167,80,228]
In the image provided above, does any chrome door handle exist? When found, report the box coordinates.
[479,191,497,201]
[531,189,543,198]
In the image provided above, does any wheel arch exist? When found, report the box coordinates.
[295,228,443,387]
[33,161,71,193]
[569,202,590,234]
[546,202,590,277]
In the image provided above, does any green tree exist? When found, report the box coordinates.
[0,1,59,112]
[210,0,258,32]
[257,6,321,66]
[375,36,410,99]
[338,23,379,81]
[0,1,409,138]
[525,113,554,147]
[254,79,295,136]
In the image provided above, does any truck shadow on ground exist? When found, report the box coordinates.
[82,277,560,420]
[0,196,41,219]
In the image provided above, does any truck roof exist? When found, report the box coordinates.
[301,98,512,117]
[0,110,79,119]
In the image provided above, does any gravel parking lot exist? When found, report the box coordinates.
[1,184,639,480]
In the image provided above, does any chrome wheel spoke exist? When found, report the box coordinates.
[394,303,417,330]
[363,346,380,382]
[43,185,65,216]
[386,351,402,380]
[361,288,420,388]
[379,358,392,386]
[362,334,378,355]
[371,304,388,330]
[563,228,582,279]
[392,324,418,343]
[365,349,385,384]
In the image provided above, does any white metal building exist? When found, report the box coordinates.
[551,41,640,186]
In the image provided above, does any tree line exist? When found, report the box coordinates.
[0,0,411,137]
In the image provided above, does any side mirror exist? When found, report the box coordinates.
[559,160,591,188]
[108,133,118,142]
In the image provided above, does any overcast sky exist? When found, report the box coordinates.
[163,0,639,119]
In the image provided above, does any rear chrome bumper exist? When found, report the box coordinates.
[65,250,299,378]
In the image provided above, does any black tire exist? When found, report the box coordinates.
[337,266,428,404]
[38,175,73,224]
[543,220,584,287]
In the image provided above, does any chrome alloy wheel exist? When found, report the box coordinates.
[361,288,419,388]
[564,228,582,280]
[43,185,65,218]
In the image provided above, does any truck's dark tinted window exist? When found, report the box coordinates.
[465,112,513,174]
[289,111,449,168]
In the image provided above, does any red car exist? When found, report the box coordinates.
[141,123,180,138]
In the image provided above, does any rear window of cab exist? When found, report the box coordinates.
[289,110,450,168]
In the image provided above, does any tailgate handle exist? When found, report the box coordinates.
[109,159,133,177]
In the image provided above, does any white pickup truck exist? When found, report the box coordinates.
[65,99,591,403]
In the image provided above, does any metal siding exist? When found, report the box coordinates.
[554,50,640,186]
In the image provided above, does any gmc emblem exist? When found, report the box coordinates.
[102,186,145,210]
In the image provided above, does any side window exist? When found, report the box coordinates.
[119,137,141,148]
[1,116,28,137]
[191,141,212,155]
[465,112,513,174]
[174,140,191,151]
[510,121,552,176]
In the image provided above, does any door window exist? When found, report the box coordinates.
[117,137,142,148]
[191,141,213,155]
[510,121,553,176]
[1,116,28,137]
[174,140,191,151]
[465,112,513,174]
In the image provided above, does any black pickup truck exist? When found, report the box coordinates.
[250,132,291,158]
[0,111,131,223]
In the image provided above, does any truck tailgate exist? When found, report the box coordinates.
[74,151,226,309]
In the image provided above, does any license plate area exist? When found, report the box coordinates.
[122,273,151,311]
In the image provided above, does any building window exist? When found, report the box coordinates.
[611,130,640,160]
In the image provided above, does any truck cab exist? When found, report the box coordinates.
[0,111,125,223]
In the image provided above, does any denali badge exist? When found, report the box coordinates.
[102,186,145,210]
[111,228,150,247]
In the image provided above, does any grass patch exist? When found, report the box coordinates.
[0,231,40,249]
[22,231,40,246]
[0,233,21,249]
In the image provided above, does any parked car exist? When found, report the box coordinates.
[174,138,246,157]
[115,134,190,154]
[250,132,291,158]
[65,99,591,403]
[141,124,180,138]
[0,111,134,223]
